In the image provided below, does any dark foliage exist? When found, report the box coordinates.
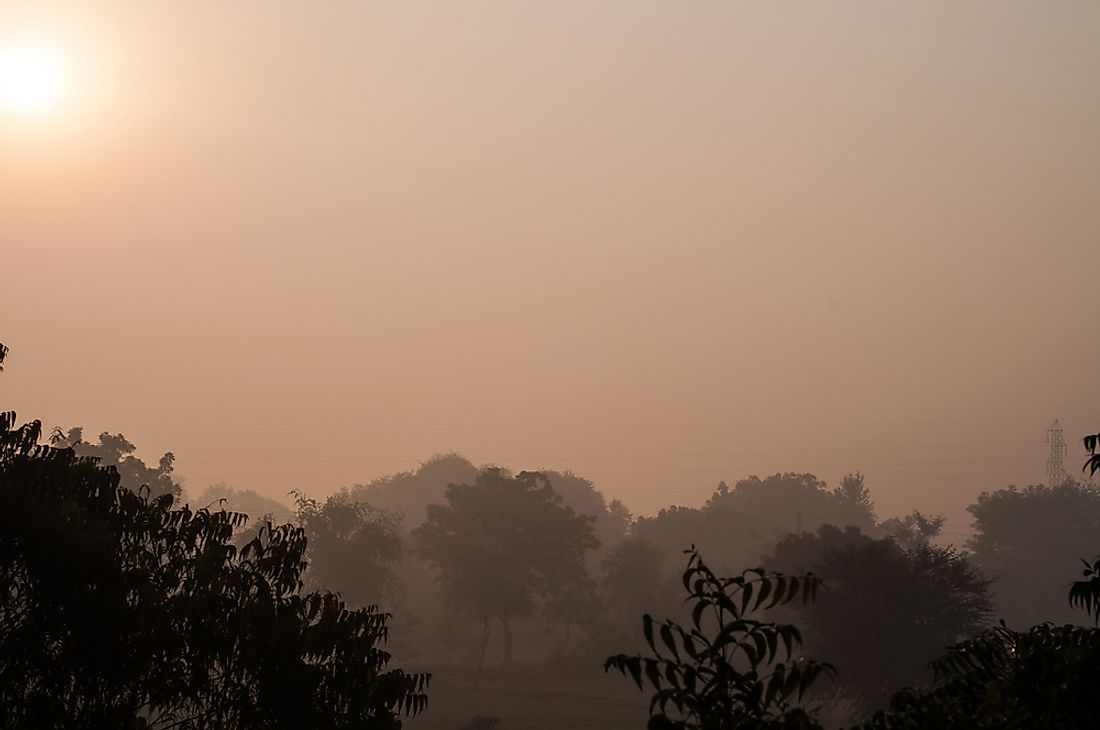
[50,426,182,500]
[967,480,1100,625]
[293,491,405,608]
[1085,433,1100,479]
[854,442,1100,729]
[766,526,992,712]
[635,473,877,578]
[0,408,428,728]
[413,468,598,668]
[856,583,1100,729]
[606,547,833,730]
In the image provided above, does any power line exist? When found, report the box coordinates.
[179,441,1045,466]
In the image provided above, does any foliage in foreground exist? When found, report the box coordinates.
[0,408,428,729]
[606,547,833,730]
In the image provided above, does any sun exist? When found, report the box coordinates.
[0,36,70,118]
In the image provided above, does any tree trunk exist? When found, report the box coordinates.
[473,615,490,689]
[501,615,513,667]
[558,621,572,657]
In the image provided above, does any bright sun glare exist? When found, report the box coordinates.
[0,36,69,118]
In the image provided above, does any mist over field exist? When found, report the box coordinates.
[3,3,1099,728]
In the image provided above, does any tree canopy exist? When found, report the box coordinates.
[634,473,877,576]
[766,525,993,712]
[413,468,598,667]
[50,426,182,500]
[0,407,427,728]
[293,491,404,608]
[967,480,1100,625]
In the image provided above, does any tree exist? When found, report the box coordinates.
[634,473,878,577]
[601,536,667,635]
[857,564,1100,730]
[850,434,1100,728]
[0,406,428,728]
[876,510,945,551]
[413,468,598,671]
[195,482,292,525]
[539,470,631,555]
[605,547,833,730]
[967,480,1100,625]
[350,453,481,526]
[766,525,993,713]
[293,491,404,608]
[50,426,182,500]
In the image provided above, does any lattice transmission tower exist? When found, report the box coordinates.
[1047,419,1067,486]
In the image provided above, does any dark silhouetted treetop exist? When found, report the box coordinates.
[766,525,992,713]
[0,408,427,729]
[606,546,833,730]
[601,535,666,622]
[50,425,182,499]
[967,479,1100,626]
[634,473,878,576]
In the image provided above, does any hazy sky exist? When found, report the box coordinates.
[3,2,1099,530]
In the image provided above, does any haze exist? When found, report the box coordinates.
[3,1,1099,529]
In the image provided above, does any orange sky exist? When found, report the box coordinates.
[3,2,1099,532]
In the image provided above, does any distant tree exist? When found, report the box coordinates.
[600,536,666,632]
[831,473,876,526]
[635,473,878,576]
[766,525,993,713]
[877,509,945,550]
[543,572,601,657]
[350,453,480,525]
[413,469,598,671]
[540,470,631,556]
[293,491,404,608]
[195,482,292,524]
[967,480,1100,625]
[50,426,181,499]
[0,408,428,728]
[606,547,833,730]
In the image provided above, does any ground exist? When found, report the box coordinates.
[406,664,649,730]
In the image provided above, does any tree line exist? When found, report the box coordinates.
[4,338,1100,727]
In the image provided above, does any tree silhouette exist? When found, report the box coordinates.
[876,510,945,551]
[293,491,404,608]
[0,405,427,728]
[1085,432,1100,480]
[350,453,481,526]
[196,482,291,525]
[635,473,878,577]
[600,535,668,645]
[50,426,182,500]
[413,468,597,673]
[967,480,1100,625]
[857,566,1100,729]
[766,525,992,713]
